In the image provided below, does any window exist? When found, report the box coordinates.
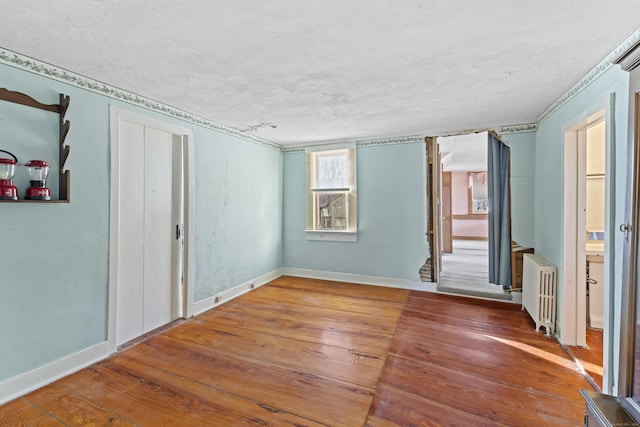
[468,171,488,214]
[305,145,357,241]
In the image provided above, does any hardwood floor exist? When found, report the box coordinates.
[436,239,511,301]
[0,276,594,426]
[567,328,604,390]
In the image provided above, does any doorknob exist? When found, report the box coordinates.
[620,222,632,242]
[176,224,181,240]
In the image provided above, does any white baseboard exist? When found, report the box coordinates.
[590,315,604,330]
[192,268,283,316]
[0,267,431,405]
[282,267,437,292]
[0,341,109,405]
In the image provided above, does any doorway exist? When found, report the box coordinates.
[108,107,195,352]
[424,131,512,300]
[563,109,608,389]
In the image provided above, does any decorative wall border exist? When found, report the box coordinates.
[282,134,424,154]
[0,48,281,151]
[497,123,538,134]
[357,134,424,147]
[537,27,640,124]
[281,147,307,154]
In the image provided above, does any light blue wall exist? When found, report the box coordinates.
[535,65,630,391]
[283,142,428,280]
[193,133,282,300]
[502,131,536,248]
[0,63,282,382]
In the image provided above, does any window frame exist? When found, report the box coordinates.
[305,143,357,242]
[468,171,489,214]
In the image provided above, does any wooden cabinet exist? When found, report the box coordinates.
[512,243,534,290]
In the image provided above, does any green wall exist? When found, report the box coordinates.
[283,141,428,280]
[193,133,283,300]
[534,65,630,391]
[503,131,536,248]
[0,62,282,382]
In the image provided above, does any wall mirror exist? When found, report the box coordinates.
[468,171,488,214]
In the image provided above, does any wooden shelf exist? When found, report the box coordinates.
[0,88,71,203]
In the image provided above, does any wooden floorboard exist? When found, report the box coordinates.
[0,276,595,426]
[567,327,604,390]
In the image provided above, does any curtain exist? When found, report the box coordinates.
[487,133,512,288]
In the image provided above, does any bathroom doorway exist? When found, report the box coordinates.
[563,108,608,390]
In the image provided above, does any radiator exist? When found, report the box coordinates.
[522,254,557,336]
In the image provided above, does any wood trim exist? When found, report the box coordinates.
[442,171,453,253]
[425,136,439,283]
[452,214,488,220]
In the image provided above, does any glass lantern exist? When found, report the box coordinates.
[0,150,18,200]
[25,160,51,200]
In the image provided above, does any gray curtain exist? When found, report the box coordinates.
[488,134,512,288]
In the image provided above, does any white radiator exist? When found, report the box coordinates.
[522,254,557,336]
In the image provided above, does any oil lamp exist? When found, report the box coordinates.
[25,160,51,200]
[0,150,18,200]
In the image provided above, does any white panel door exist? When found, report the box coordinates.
[116,121,182,346]
[171,136,185,315]
[143,127,177,332]
[116,121,146,345]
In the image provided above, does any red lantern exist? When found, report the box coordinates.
[0,150,18,201]
[25,160,51,200]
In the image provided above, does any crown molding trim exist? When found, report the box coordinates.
[497,123,538,134]
[613,39,640,72]
[537,27,640,124]
[0,48,281,151]
[356,135,424,148]
[281,147,307,154]
[282,134,424,154]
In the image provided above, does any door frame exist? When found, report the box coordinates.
[107,106,195,354]
[426,137,441,282]
[561,98,613,387]
[428,131,506,285]
[442,171,453,254]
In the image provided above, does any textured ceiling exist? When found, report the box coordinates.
[1,1,639,146]
[439,132,488,172]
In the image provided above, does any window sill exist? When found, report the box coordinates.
[305,230,358,242]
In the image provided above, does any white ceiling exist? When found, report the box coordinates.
[1,1,639,146]
[439,132,488,172]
